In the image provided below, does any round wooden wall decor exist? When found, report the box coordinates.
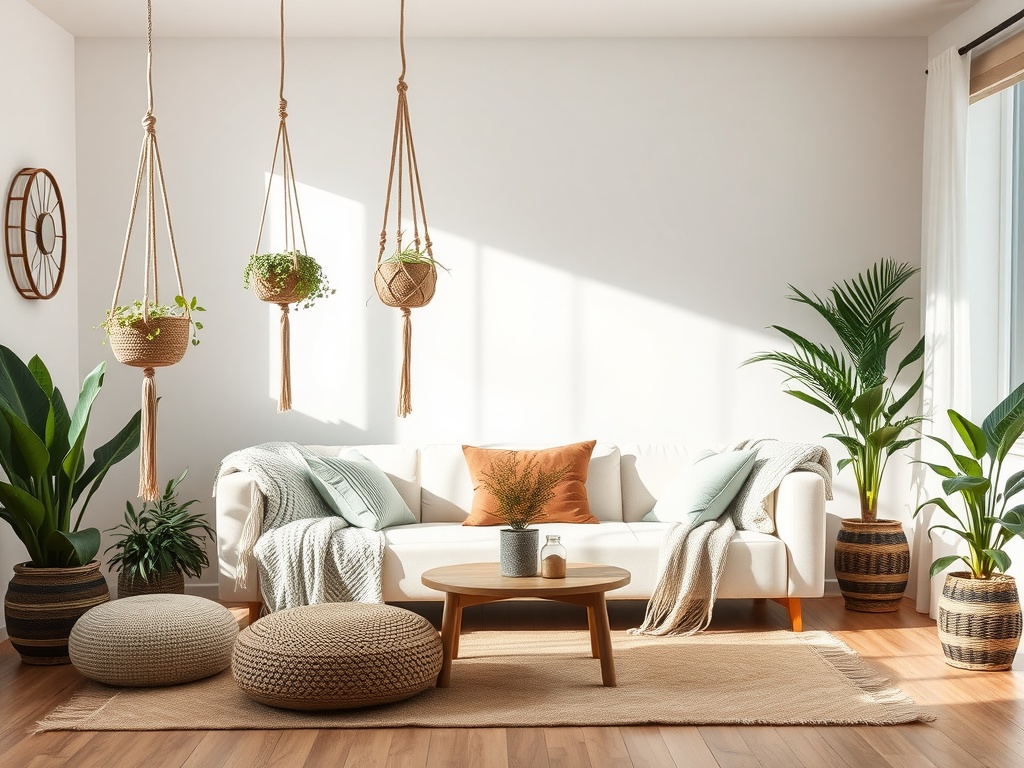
[4,168,67,300]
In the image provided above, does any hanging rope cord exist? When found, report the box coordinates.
[252,0,307,272]
[109,0,186,326]
[377,0,433,269]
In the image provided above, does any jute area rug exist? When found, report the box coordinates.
[37,629,932,731]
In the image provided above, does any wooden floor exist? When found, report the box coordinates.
[1,596,1021,768]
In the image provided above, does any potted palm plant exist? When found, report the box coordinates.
[0,345,141,664]
[478,452,570,577]
[746,259,925,612]
[915,382,1024,670]
[105,467,215,598]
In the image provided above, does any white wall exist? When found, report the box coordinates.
[0,0,78,637]
[73,36,927,595]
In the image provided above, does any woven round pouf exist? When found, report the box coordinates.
[69,594,238,686]
[232,602,442,710]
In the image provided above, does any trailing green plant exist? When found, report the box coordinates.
[915,382,1024,579]
[104,467,215,586]
[0,345,141,568]
[478,452,571,529]
[383,242,449,272]
[243,250,334,309]
[100,295,206,346]
[745,259,925,522]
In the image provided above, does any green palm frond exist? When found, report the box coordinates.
[745,259,923,521]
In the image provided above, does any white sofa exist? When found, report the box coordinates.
[216,443,826,631]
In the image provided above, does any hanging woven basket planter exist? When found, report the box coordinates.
[374,259,437,309]
[245,0,332,413]
[106,0,198,502]
[108,315,190,368]
[375,0,444,417]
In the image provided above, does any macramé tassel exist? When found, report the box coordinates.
[398,307,412,417]
[139,367,159,501]
[278,302,292,412]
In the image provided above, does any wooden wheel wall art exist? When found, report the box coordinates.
[4,168,67,300]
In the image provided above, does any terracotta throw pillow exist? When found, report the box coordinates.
[462,441,599,526]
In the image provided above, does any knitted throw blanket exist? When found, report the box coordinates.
[632,440,832,636]
[214,442,385,613]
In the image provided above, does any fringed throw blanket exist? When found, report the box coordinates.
[214,442,385,613]
[632,440,832,636]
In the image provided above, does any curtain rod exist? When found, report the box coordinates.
[959,7,1024,56]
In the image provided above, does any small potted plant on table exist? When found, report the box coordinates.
[106,468,215,598]
[915,382,1024,670]
[478,452,570,577]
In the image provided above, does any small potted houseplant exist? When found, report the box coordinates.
[915,382,1024,670]
[100,294,206,367]
[746,259,925,611]
[0,345,141,664]
[106,467,215,598]
[243,250,333,309]
[374,242,446,309]
[478,452,570,577]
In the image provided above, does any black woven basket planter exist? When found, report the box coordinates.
[938,572,1022,671]
[834,519,910,612]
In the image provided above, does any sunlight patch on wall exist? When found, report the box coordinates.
[396,234,809,447]
[264,177,368,428]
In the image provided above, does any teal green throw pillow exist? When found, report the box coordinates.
[305,450,416,530]
[643,449,758,526]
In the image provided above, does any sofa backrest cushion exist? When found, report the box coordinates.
[420,443,623,523]
[305,444,422,522]
[619,444,691,523]
[620,444,776,525]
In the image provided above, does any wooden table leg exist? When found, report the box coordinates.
[452,602,464,659]
[437,592,461,688]
[587,605,600,658]
[589,593,616,687]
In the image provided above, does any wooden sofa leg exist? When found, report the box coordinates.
[247,602,262,627]
[771,598,802,632]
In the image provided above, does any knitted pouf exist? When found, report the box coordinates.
[232,602,443,710]
[69,594,238,687]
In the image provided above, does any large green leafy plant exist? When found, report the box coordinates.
[915,382,1024,579]
[105,467,214,586]
[0,345,141,567]
[745,260,925,522]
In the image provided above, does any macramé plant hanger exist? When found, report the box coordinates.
[375,0,440,418]
[108,0,192,501]
[247,0,318,413]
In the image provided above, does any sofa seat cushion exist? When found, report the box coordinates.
[381,521,787,601]
[626,523,789,598]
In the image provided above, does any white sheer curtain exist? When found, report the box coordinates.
[914,46,972,617]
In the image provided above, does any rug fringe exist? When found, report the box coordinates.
[35,687,123,732]
[798,630,936,723]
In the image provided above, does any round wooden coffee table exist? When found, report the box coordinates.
[421,562,631,688]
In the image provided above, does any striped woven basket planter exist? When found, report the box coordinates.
[3,561,110,666]
[834,519,910,612]
[938,572,1022,671]
[117,569,185,599]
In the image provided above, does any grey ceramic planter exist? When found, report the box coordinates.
[500,528,539,577]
